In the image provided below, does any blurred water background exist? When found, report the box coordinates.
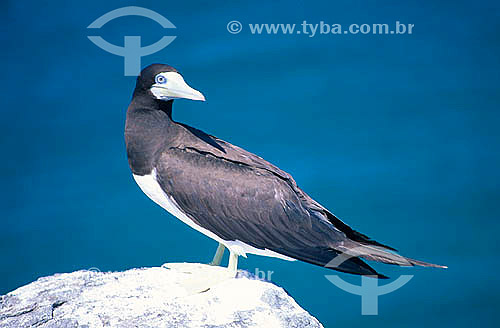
[2,1,499,326]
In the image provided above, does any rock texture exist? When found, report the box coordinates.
[0,264,323,328]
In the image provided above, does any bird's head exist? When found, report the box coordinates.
[133,64,205,102]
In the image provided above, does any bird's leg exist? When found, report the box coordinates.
[227,250,239,277]
[209,243,226,266]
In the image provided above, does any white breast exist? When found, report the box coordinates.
[132,169,295,262]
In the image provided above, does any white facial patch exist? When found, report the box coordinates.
[150,72,184,100]
[150,72,205,101]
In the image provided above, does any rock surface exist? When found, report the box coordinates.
[0,264,323,328]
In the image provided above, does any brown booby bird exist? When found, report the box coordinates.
[125,64,446,278]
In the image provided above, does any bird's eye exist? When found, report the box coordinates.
[155,75,167,84]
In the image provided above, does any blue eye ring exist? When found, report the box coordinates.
[155,75,167,84]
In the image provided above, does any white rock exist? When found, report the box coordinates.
[0,264,323,328]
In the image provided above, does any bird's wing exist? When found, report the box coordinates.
[155,146,386,277]
[185,129,397,251]
[159,127,445,276]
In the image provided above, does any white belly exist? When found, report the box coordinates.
[132,169,294,261]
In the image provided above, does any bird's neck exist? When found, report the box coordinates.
[131,90,174,119]
[125,97,177,175]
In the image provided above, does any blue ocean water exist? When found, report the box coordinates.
[2,0,499,326]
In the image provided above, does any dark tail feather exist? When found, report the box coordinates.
[337,242,448,269]
[273,243,445,280]
[322,211,447,269]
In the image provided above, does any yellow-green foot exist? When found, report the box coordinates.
[209,243,226,266]
[227,251,239,278]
